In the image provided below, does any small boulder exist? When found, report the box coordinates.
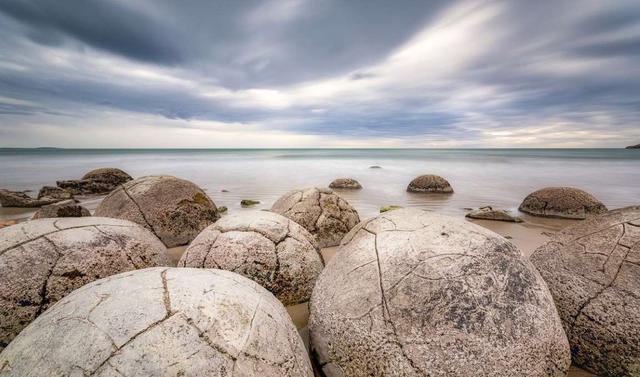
[37,186,73,201]
[217,206,228,213]
[95,175,220,247]
[0,189,61,208]
[531,206,640,376]
[0,217,170,351]
[241,199,260,207]
[271,187,360,248]
[56,167,132,195]
[329,178,362,189]
[380,205,402,213]
[31,200,91,219]
[310,208,570,376]
[369,165,382,169]
[179,211,324,306]
[0,268,313,376]
[407,174,454,193]
[519,187,607,219]
[466,206,523,222]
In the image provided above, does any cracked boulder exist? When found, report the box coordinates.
[519,187,607,219]
[530,206,640,376]
[406,174,453,193]
[271,187,360,248]
[0,217,169,351]
[95,175,220,247]
[179,211,324,306]
[309,208,570,377]
[0,268,313,377]
[56,167,133,195]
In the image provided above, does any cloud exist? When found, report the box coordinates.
[0,0,639,147]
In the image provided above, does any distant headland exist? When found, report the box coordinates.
[626,144,640,149]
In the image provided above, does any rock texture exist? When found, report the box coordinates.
[179,211,324,306]
[37,186,73,201]
[271,187,360,248]
[0,268,313,377]
[95,175,220,247]
[310,208,570,377]
[329,178,362,189]
[57,167,132,195]
[466,206,523,222]
[0,189,62,208]
[406,174,454,193]
[530,206,640,376]
[0,217,169,351]
[519,187,607,219]
[31,200,91,219]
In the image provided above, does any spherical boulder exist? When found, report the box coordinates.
[271,187,360,248]
[309,208,570,376]
[0,268,313,377]
[519,187,607,219]
[95,175,220,247]
[329,178,362,189]
[179,211,324,306]
[0,217,169,351]
[406,174,453,193]
[530,206,640,376]
[82,167,132,185]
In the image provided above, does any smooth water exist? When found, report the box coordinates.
[1,148,639,221]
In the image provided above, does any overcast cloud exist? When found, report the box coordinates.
[0,0,639,147]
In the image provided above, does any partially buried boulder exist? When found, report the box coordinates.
[56,167,132,195]
[31,199,91,219]
[0,268,313,377]
[329,178,362,189]
[466,206,523,223]
[407,174,454,193]
[0,217,169,351]
[530,206,640,376]
[0,189,61,208]
[309,208,570,376]
[37,186,73,201]
[271,187,360,248]
[179,211,324,306]
[519,187,607,219]
[95,175,220,247]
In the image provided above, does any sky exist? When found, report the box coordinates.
[0,0,639,148]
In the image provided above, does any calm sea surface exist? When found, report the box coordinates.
[1,148,639,221]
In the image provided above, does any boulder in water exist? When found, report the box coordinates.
[406,174,454,193]
[329,178,362,189]
[519,187,607,219]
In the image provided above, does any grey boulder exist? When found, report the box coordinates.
[0,189,62,208]
[406,174,454,193]
[466,206,523,222]
[519,187,607,219]
[56,167,132,195]
[329,178,362,189]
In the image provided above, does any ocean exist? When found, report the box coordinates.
[1,148,639,222]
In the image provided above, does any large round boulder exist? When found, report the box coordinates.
[310,208,570,376]
[0,268,313,377]
[179,211,324,306]
[530,206,640,376]
[406,174,453,193]
[519,187,607,219]
[271,187,360,248]
[0,217,169,351]
[95,175,220,247]
[82,167,132,185]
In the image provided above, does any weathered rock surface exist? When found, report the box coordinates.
[179,211,324,306]
[0,217,169,351]
[329,178,362,189]
[37,186,73,201]
[466,206,523,222]
[56,167,132,195]
[0,189,62,208]
[271,187,360,248]
[95,175,220,247]
[519,187,607,219]
[0,268,313,377]
[530,206,640,376]
[406,174,454,193]
[310,208,570,377]
[31,200,91,219]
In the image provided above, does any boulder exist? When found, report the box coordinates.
[0,189,61,208]
[31,200,91,219]
[95,175,220,247]
[329,178,362,189]
[0,217,169,351]
[271,187,360,248]
[530,206,640,376]
[519,187,607,219]
[466,206,523,222]
[37,186,73,201]
[179,211,323,305]
[56,167,132,195]
[380,205,402,213]
[407,174,454,193]
[0,268,313,377]
[309,208,570,376]
[241,199,260,207]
